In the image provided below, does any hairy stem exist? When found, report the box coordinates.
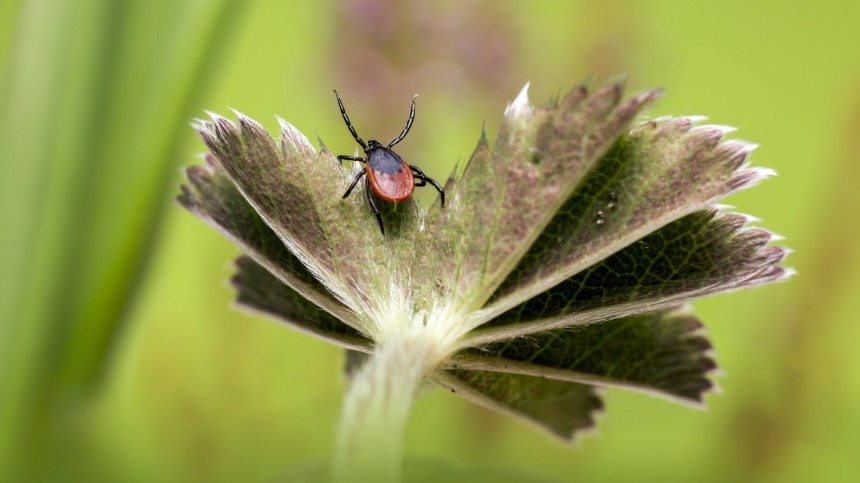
[332,334,437,483]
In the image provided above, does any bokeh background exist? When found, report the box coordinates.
[2,0,859,481]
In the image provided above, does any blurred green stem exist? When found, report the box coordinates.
[332,335,436,483]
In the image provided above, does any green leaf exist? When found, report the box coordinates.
[181,82,792,456]
[484,116,774,321]
[466,209,787,344]
[431,369,603,441]
[1,0,246,478]
[195,114,422,338]
[343,349,372,378]
[231,256,371,351]
[178,154,357,326]
[411,82,659,313]
[450,309,715,404]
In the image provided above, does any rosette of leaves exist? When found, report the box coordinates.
[178,81,790,481]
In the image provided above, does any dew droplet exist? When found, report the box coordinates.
[607,191,618,210]
[594,210,605,226]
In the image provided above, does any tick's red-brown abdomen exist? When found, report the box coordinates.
[367,162,415,202]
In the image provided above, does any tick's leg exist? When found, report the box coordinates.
[413,172,445,207]
[409,164,425,176]
[337,155,366,163]
[334,90,367,149]
[342,168,366,199]
[365,176,385,235]
[387,95,417,148]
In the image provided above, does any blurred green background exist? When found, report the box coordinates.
[2,0,859,481]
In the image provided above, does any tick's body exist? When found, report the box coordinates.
[334,90,445,235]
[366,148,415,202]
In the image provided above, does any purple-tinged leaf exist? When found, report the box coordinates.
[231,256,372,351]
[178,155,357,326]
[465,209,788,344]
[431,369,603,441]
[181,82,792,452]
[193,114,424,338]
[411,82,659,312]
[451,309,716,404]
[484,116,773,320]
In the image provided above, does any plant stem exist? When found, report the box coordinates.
[331,334,436,483]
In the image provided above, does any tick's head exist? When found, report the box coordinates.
[366,140,385,152]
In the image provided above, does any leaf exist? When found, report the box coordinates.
[450,309,715,404]
[180,82,793,456]
[194,114,421,334]
[431,369,603,441]
[484,116,773,320]
[466,209,787,344]
[343,349,372,378]
[411,82,659,313]
[1,1,247,479]
[178,154,357,326]
[231,256,372,351]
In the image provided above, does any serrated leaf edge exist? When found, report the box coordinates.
[461,208,791,347]
[428,370,603,443]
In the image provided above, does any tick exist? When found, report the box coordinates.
[334,90,445,235]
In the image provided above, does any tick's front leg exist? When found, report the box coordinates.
[337,155,366,163]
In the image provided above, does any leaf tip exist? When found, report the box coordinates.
[724,139,761,155]
[504,82,533,119]
[738,211,763,225]
[193,116,227,158]
[749,166,778,180]
[276,116,317,155]
[232,108,271,141]
[228,107,249,120]
[711,203,736,212]
[315,131,329,151]
[767,232,786,243]
[692,124,738,136]
[731,166,777,191]
[634,87,664,107]
[190,117,211,133]
[477,121,490,149]
[210,113,239,139]
[601,79,624,97]
[446,159,461,186]
[780,266,798,281]
[204,111,238,134]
